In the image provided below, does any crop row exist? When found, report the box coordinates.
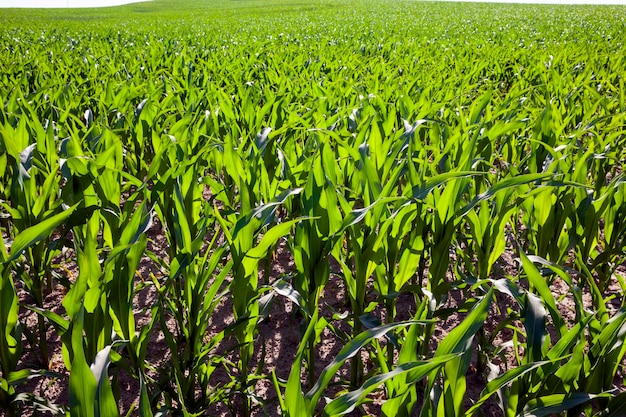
[1,1,625,416]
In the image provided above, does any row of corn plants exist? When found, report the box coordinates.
[1,0,625,415]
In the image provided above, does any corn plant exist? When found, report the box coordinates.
[215,188,302,417]
[152,208,234,415]
[290,141,343,388]
[1,1,626,415]
[0,105,67,367]
[273,311,445,417]
[467,253,626,417]
[0,233,22,417]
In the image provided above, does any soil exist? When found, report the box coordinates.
[9,219,626,417]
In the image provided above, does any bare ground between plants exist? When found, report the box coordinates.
[11,222,626,417]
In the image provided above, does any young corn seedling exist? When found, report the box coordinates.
[291,142,343,389]
[334,200,392,389]
[215,188,302,417]
[472,254,626,417]
[0,233,22,417]
[404,108,482,305]
[364,297,435,417]
[67,307,122,417]
[152,211,234,415]
[273,310,443,417]
[331,124,415,388]
[371,201,426,368]
[421,287,494,417]
[456,170,553,280]
[51,190,153,416]
[460,198,516,279]
[1,112,68,367]
[585,176,626,292]
[519,183,576,264]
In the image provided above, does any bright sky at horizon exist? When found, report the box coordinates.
[0,0,149,8]
[1,0,626,8]
[434,0,626,3]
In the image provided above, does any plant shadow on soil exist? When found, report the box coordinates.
[14,221,626,416]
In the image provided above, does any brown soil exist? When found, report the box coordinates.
[9,223,626,417]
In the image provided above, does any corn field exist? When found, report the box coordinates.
[0,0,625,416]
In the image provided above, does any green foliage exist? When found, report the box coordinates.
[0,0,625,415]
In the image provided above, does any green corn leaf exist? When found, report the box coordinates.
[323,355,456,417]
[435,288,494,356]
[523,292,546,364]
[410,171,478,201]
[306,320,433,409]
[172,182,193,255]
[5,369,35,384]
[64,233,100,317]
[466,360,558,416]
[546,317,592,361]
[470,89,493,125]
[231,188,303,239]
[138,372,153,417]
[550,339,585,394]
[519,250,566,338]
[7,202,79,262]
[381,392,416,417]
[522,393,610,416]
[274,279,310,318]
[24,305,69,335]
[282,310,320,417]
[242,218,300,277]
[458,173,551,217]
[91,345,121,417]
[589,310,626,359]
[335,196,399,236]
[69,309,97,417]
[423,288,493,416]
[585,310,626,392]
[0,260,21,376]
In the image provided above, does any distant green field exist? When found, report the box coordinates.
[1,1,625,416]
